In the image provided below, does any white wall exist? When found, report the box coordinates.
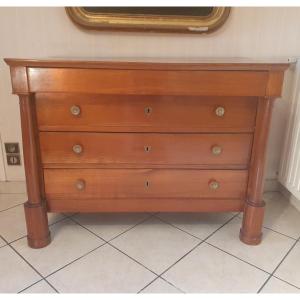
[0,7,300,181]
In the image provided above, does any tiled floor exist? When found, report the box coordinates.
[0,191,299,293]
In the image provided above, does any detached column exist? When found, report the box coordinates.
[9,66,50,248]
[240,97,275,245]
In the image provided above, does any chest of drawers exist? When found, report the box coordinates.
[5,58,289,248]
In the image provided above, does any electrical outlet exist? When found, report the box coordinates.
[6,154,21,166]
[5,143,20,154]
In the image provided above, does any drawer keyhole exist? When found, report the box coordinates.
[144,145,152,153]
[144,107,153,116]
[145,181,150,188]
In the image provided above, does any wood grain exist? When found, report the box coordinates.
[36,94,258,132]
[47,198,245,213]
[44,169,248,200]
[4,58,289,247]
[28,68,269,96]
[40,132,253,168]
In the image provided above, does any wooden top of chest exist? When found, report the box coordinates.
[4,57,291,71]
[4,58,292,97]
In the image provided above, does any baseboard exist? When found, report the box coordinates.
[279,183,300,212]
[263,178,280,192]
[0,181,26,194]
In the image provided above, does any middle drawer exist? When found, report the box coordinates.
[40,132,252,168]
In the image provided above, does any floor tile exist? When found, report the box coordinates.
[0,193,26,211]
[11,219,104,276]
[261,277,300,293]
[207,217,294,272]
[0,204,66,243]
[275,242,300,288]
[263,192,300,239]
[47,244,156,293]
[163,243,268,293]
[0,237,6,247]
[0,181,26,194]
[21,280,56,293]
[0,245,41,293]
[141,278,182,293]
[73,212,150,241]
[157,212,234,239]
[110,217,199,274]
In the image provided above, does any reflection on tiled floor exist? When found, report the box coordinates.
[0,191,299,293]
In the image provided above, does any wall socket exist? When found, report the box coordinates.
[4,143,21,166]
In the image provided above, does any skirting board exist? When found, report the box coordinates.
[279,182,300,212]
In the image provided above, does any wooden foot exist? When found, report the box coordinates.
[24,202,51,248]
[240,200,265,245]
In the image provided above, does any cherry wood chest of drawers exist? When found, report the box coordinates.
[5,58,289,248]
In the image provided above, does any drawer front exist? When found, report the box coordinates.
[40,132,253,168]
[44,169,248,200]
[36,94,257,132]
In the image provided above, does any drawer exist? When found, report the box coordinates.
[35,94,257,132]
[40,132,253,168]
[44,169,248,200]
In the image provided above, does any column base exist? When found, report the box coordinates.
[24,201,51,249]
[27,233,51,249]
[239,229,262,245]
[240,200,265,246]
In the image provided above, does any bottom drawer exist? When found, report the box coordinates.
[44,169,248,200]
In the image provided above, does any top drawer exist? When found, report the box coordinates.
[35,94,257,133]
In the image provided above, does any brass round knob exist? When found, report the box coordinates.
[144,107,152,116]
[70,105,81,116]
[211,145,222,156]
[144,145,152,153]
[75,179,85,191]
[215,106,225,117]
[209,180,220,190]
[72,144,83,154]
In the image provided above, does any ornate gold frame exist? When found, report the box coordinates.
[66,7,231,34]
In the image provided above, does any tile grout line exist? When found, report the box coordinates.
[0,202,24,213]
[136,276,160,293]
[261,226,299,241]
[0,235,60,293]
[44,243,108,279]
[70,212,240,293]
[153,214,204,241]
[105,214,155,243]
[236,214,299,241]
[257,238,300,293]
[5,213,70,246]
[153,212,240,241]
[157,213,239,279]
[17,278,45,293]
[0,234,8,249]
[68,215,160,277]
[204,241,271,275]
[8,216,106,293]
[67,213,154,244]
[4,213,155,293]
[137,275,185,294]
[157,276,186,293]
[271,274,300,291]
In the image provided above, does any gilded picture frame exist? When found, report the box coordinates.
[66,7,231,34]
